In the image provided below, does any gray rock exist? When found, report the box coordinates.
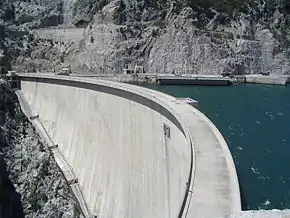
[2,0,290,75]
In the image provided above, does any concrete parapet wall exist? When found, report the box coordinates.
[245,75,289,85]
[17,74,241,218]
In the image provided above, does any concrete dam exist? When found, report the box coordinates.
[15,74,241,218]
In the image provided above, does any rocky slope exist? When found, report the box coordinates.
[0,80,83,217]
[2,0,290,75]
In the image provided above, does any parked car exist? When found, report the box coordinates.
[55,68,71,75]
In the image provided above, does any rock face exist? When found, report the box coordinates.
[2,0,290,75]
[0,81,83,217]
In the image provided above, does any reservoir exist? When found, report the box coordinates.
[144,84,290,210]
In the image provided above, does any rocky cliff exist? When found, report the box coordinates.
[2,0,290,75]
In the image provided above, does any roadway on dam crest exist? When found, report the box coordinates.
[16,73,241,218]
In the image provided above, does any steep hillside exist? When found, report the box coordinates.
[2,0,290,75]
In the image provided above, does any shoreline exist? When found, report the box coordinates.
[8,72,290,86]
[72,73,290,86]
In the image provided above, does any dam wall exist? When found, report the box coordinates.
[17,74,241,218]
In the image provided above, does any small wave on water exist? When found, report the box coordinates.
[265,111,276,120]
[228,125,235,135]
[228,124,245,137]
[277,112,284,116]
[265,148,272,154]
[280,177,287,184]
[250,167,260,175]
[261,199,271,207]
[257,199,271,210]
[258,176,271,182]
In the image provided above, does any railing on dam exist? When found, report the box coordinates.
[16,73,241,218]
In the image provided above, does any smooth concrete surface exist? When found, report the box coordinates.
[245,75,289,85]
[17,73,241,218]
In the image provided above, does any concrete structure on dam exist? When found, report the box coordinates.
[15,73,241,218]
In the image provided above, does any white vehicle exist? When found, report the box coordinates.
[55,68,71,75]
[7,71,16,76]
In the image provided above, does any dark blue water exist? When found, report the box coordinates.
[144,84,290,210]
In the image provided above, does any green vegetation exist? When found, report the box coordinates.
[186,0,247,15]
[145,0,167,9]
[153,19,167,29]
[184,0,290,16]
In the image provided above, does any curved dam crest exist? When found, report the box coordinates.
[16,74,240,218]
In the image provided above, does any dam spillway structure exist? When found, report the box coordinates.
[14,73,241,218]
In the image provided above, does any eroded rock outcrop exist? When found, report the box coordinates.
[2,0,290,75]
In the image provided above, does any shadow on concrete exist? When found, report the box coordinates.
[237,172,248,211]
